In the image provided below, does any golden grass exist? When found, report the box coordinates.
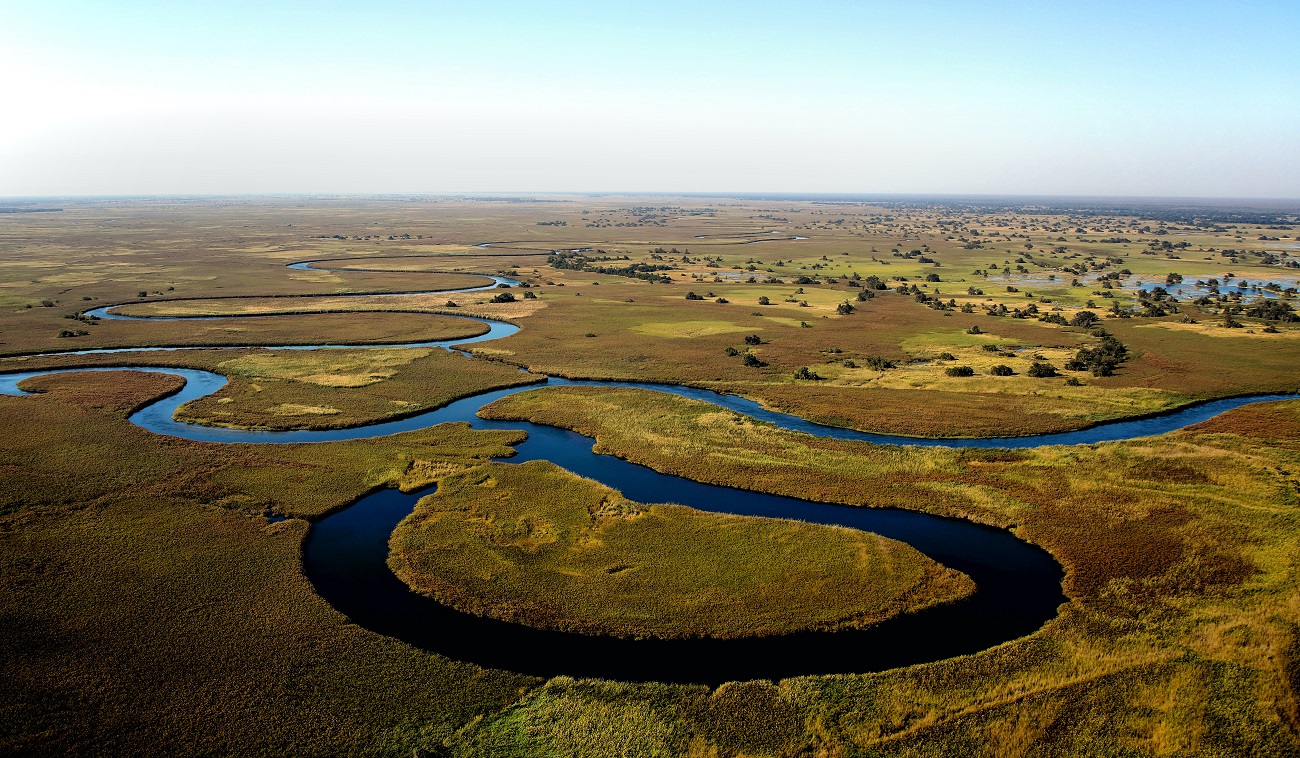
[464,386,1300,756]
[389,460,972,640]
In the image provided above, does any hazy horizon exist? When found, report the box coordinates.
[3,1,1297,198]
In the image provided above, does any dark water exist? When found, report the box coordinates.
[4,277,1295,684]
[303,418,1065,684]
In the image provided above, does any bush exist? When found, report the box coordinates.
[836,302,855,315]
[744,334,762,345]
[757,296,770,305]
[863,356,895,370]
[1065,377,1083,386]
[989,365,1014,376]
[723,346,739,356]
[1070,310,1100,327]
[742,353,765,367]
[938,352,956,361]
[945,366,975,377]
[1027,362,1059,378]
[685,292,705,301]
[444,300,458,307]
[490,292,516,303]
[522,290,537,299]
[966,325,982,334]
[715,297,729,304]
[793,366,822,380]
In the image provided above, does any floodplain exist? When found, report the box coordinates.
[2,195,1299,756]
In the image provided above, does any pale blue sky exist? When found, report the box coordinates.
[2,1,1297,197]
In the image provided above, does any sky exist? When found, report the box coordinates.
[2,0,1297,198]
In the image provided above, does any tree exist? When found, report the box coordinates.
[945,366,975,377]
[1069,310,1099,327]
[836,302,855,315]
[793,366,822,380]
[744,334,762,345]
[1027,362,1059,378]
[989,364,1014,376]
[491,292,516,303]
[742,353,765,367]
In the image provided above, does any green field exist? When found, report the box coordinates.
[1,195,1298,756]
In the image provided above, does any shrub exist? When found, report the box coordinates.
[966,325,982,334]
[742,353,766,367]
[490,292,516,303]
[757,296,770,305]
[793,366,822,380]
[945,366,975,377]
[685,292,705,301]
[864,356,895,370]
[836,302,855,315]
[938,352,956,361]
[723,346,739,356]
[444,300,459,307]
[1027,362,1059,378]
[744,334,762,345]
[989,365,1014,376]
[522,290,537,299]
[1070,310,1100,327]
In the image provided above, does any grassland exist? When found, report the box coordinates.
[3,197,1295,436]
[2,195,1299,755]
[389,460,973,639]
[474,385,1300,755]
[172,347,542,431]
[0,370,537,754]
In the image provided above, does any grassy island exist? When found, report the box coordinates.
[388,460,974,640]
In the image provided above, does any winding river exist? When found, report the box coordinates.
[2,263,1294,684]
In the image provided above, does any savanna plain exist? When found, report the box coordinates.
[2,194,1300,756]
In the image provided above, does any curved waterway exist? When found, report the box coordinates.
[3,273,1295,684]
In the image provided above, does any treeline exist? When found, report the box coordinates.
[548,251,675,283]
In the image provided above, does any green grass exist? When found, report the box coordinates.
[389,460,972,640]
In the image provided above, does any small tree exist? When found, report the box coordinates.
[989,365,1014,376]
[1069,310,1099,327]
[836,302,855,315]
[1027,362,1059,378]
[757,296,770,305]
[945,366,975,377]
[744,334,762,345]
